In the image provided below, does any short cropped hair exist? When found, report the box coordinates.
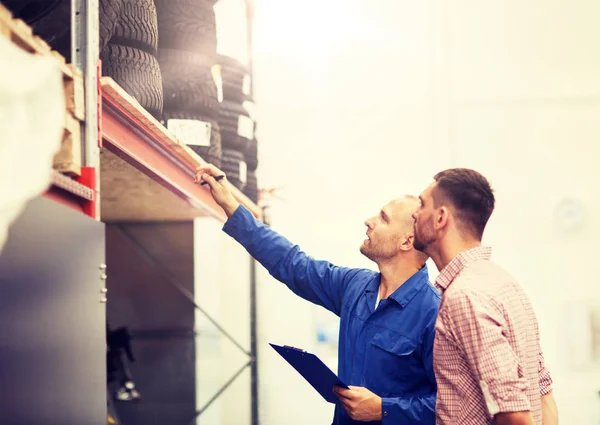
[433,168,495,240]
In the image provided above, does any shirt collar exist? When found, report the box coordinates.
[435,246,492,292]
[366,265,430,309]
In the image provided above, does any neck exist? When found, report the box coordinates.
[428,237,481,272]
[377,257,422,298]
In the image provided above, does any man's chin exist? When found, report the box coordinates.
[359,245,375,261]
[413,235,425,252]
[413,238,431,254]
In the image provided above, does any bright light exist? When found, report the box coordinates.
[254,0,377,60]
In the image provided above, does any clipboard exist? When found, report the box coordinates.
[269,343,349,404]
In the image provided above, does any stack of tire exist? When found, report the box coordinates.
[101,0,163,118]
[5,0,259,202]
[216,55,258,202]
[155,0,222,167]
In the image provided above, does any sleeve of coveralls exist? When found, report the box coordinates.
[381,393,436,425]
[222,205,364,316]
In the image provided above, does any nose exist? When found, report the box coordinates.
[411,210,418,221]
[364,217,373,229]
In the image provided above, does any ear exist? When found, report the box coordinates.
[400,234,414,252]
[436,206,450,230]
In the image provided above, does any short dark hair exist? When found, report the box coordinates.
[432,168,495,240]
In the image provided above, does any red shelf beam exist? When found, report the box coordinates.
[100,80,261,222]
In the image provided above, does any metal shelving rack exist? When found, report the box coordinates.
[63,0,261,423]
[45,1,261,222]
[1,0,260,423]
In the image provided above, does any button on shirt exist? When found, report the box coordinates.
[223,206,441,425]
[433,246,553,425]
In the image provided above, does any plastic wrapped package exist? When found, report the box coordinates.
[0,36,65,252]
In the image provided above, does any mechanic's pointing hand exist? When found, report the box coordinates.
[195,164,240,218]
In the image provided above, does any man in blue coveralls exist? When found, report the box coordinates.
[195,164,440,425]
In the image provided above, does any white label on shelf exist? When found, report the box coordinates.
[167,119,211,147]
[237,115,254,139]
[239,161,248,184]
[211,64,224,103]
[242,74,251,96]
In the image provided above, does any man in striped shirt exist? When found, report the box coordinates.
[412,168,559,425]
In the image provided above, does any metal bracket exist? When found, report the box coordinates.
[114,225,251,357]
[76,166,97,219]
[184,360,252,425]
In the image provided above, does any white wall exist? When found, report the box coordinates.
[194,218,252,425]
[252,0,600,424]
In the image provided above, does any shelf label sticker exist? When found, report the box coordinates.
[238,115,254,140]
[239,160,248,184]
[167,119,211,147]
[242,74,251,96]
[211,64,224,103]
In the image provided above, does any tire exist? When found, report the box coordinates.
[245,138,258,171]
[110,0,158,55]
[101,44,163,118]
[243,170,258,203]
[158,48,219,119]
[218,55,250,102]
[221,149,246,190]
[99,0,125,52]
[218,101,246,130]
[155,0,217,56]
[218,101,252,151]
[162,110,222,168]
[6,0,123,62]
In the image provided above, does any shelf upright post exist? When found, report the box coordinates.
[72,0,101,219]
[245,2,258,423]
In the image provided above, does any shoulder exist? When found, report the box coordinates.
[411,280,441,327]
[413,265,441,306]
[344,267,378,281]
[424,280,441,302]
[340,267,378,289]
[450,260,518,299]
[443,277,508,326]
[459,260,516,286]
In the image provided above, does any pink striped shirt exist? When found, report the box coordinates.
[433,246,552,425]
